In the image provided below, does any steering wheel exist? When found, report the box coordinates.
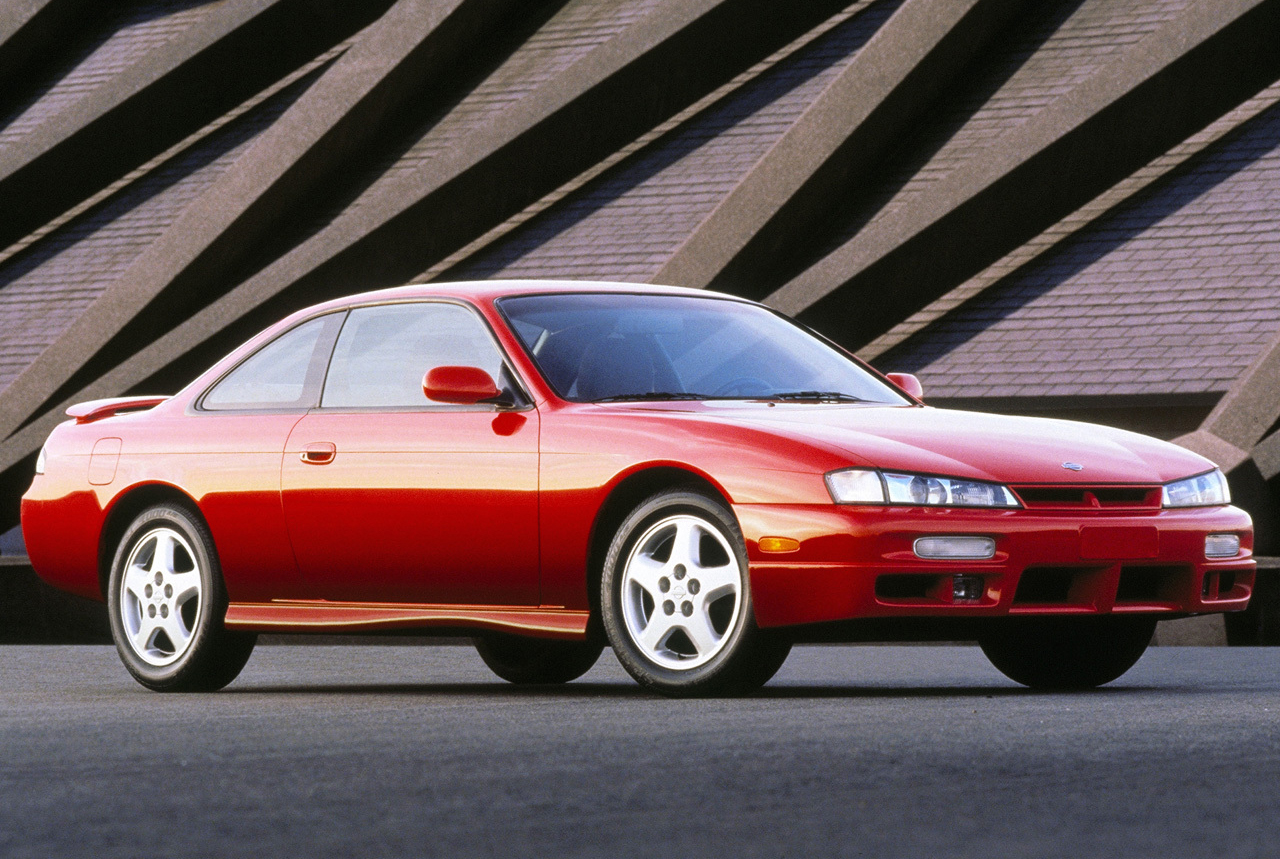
[712,377,774,397]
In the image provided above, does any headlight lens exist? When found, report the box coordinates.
[1162,468,1230,507]
[35,445,46,475]
[826,468,1020,508]
[824,469,885,504]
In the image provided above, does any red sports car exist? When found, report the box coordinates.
[21,281,1254,695]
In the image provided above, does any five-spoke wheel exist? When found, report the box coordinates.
[602,490,790,696]
[107,504,256,692]
[119,527,203,667]
[619,513,742,670]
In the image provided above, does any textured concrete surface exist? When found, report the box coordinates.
[0,0,94,96]
[808,0,1200,277]
[1151,613,1226,646]
[771,0,1280,347]
[0,0,510,441]
[882,100,1280,400]
[1,644,1278,858]
[0,74,312,394]
[450,0,897,283]
[0,0,387,252]
[655,0,1025,293]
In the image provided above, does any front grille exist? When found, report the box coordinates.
[1012,485,1161,510]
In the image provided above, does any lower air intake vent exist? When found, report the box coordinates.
[875,574,938,600]
[1116,566,1183,603]
[1013,567,1078,604]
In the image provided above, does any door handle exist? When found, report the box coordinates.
[300,442,336,465]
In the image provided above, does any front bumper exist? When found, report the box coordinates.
[736,503,1255,629]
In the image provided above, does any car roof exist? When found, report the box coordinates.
[301,279,737,314]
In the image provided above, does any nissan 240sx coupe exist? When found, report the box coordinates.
[22,281,1254,695]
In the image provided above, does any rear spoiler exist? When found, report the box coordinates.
[66,396,169,424]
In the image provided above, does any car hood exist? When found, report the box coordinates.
[646,403,1215,485]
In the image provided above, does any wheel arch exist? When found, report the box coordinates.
[98,482,205,599]
[585,465,733,631]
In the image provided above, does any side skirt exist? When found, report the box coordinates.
[224,600,589,640]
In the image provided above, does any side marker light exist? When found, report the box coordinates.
[759,537,800,554]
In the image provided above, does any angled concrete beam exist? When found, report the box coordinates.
[0,0,390,252]
[1251,432,1280,482]
[1195,332,1280,478]
[766,0,1280,350]
[857,82,1280,365]
[0,0,94,89]
[0,0,520,442]
[1176,429,1253,476]
[652,0,1024,293]
[214,0,849,296]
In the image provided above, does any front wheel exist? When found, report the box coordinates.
[979,616,1156,690]
[107,504,256,692]
[601,490,790,697]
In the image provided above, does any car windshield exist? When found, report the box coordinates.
[497,293,908,405]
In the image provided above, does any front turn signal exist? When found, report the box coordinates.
[759,536,800,554]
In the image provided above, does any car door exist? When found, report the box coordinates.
[193,311,344,602]
[280,300,540,606]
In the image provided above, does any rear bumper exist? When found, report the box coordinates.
[736,503,1255,629]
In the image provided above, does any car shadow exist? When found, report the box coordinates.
[220,681,1161,699]
[754,684,1159,699]
[222,681,647,698]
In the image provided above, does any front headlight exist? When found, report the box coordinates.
[35,445,46,475]
[825,468,1020,508]
[1162,468,1230,507]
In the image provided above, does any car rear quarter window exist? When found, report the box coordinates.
[321,302,509,409]
[201,315,337,411]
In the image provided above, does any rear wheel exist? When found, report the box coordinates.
[475,634,603,684]
[979,616,1156,690]
[107,504,256,692]
[601,490,790,697]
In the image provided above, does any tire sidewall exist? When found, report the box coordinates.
[107,504,224,691]
[474,634,604,685]
[979,616,1155,690]
[601,490,756,694]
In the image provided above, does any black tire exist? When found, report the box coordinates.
[727,631,793,694]
[601,489,786,697]
[106,504,256,692]
[979,616,1156,690]
[474,634,604,684]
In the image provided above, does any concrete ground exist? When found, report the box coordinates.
[1,643,1278,858]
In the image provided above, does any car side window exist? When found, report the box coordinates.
[201,315,337,411]
[321,303,511,409]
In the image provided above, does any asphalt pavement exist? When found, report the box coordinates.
[1,643,1277,858]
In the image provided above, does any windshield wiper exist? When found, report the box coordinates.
[765,391,865,403]
[593,392,706,403]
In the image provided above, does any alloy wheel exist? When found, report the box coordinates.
[119,527,203,667]
[619,513,743,670]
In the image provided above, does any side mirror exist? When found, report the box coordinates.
[885,372,924,401]
[424,366,502,405]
